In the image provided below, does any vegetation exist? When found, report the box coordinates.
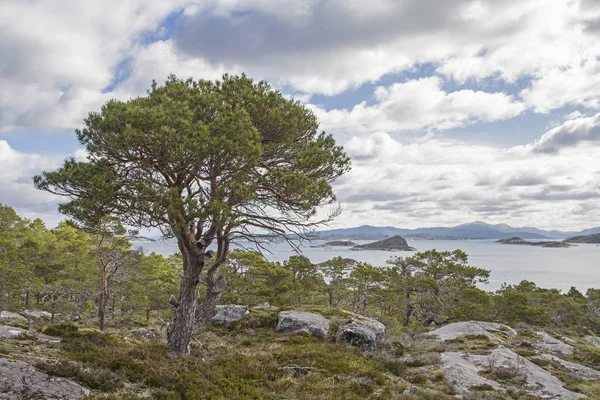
[33,74,350,354]
[3,203,600,398]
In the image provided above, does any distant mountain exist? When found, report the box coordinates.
[564,233,600,244]
[317,221,600,240]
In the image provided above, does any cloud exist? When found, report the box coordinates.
[0,0,190,131]
[310,77,524,132]
[0,140,66,226]
[531,113,600,153]
[331,131,600,230]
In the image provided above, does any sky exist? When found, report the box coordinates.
[1,0,600,231]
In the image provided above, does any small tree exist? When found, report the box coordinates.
[34,74,349,354]
[320,257,349,309]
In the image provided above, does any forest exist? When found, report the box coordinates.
[2,203,599,337]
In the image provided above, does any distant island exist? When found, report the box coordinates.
[351,235,416,251]
[125,235,156,243]
[564,233,600,244]
[404,234,467,241]
[311,240,357,248]
[496,237,573,248]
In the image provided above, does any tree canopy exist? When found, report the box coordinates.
[34,74,350,354]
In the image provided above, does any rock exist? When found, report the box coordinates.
[584,335,600,348]
[128,328,156,340]
[336,318,386,351]
[561,336,577,345]
[518,340,533,348]
[351,236,416,251]
[402,385,423,395]
[541,353,600,380]
[20,310,52,320]
[0,325,60,343]
[427,321,517,342]
[0,311,26,321]
[277,311,331,338]
[533,331,574,355]
[441,352,503,394]
[210,305,249,326]
[0,358,89,400]
[442,347,584,399]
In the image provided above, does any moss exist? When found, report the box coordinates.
[471,384,495,391]
[349,381,375,396]
[35,359,123,391]
[42,322,79,337]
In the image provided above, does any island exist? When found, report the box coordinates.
[124,235,156,243]
[311,240,357,248]
[496,237,573,248]
[351,235,416,251]
[564,233,600,244]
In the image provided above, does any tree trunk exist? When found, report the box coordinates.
[194,272,225,328]
[404,292,413,326]
[167,250,204,355]
[98,267,108,331]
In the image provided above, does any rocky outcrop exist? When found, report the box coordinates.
[441,352,503,394]
[210,305,249,326]
[20,310,52,320]
[0,325,60,342]
[0,311,26,321]
[276,311,331,338]
[584,335,600,348]
[541,353,600,380]
[351,236,416,251]
[0,358,89,400]
[336,318,386,351]
[427,321,517,342]
[441,347,584,399]
[127,328,157,340]
[533,331,574,355]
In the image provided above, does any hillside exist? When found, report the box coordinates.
[564,233,600,244]
[351,235,416,251]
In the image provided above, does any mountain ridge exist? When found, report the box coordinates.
[317,221,600,240]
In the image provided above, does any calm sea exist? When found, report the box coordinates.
[134,239,600,293]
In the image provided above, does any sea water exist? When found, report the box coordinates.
[134,239,600,292]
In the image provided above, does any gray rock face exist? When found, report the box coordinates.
[427,321,517,342]
[441,352,503,394]
[276,311,331,338]
[0,358,89,400]
[336,318,386,351]
[533,331,574,355]
[128,328,157,340]
[541,353,600,380]
[20,310,52,320]
[441,347,584,399]
[211,305,249,326]
[0,312,26,321]
[0,325,60,343]
[584,335,600,348]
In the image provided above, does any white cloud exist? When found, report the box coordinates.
[333,130,600,230]
[310,77,525,132]
[531,112,600,153]
[0,0,192,130]
[0,141,65,226]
